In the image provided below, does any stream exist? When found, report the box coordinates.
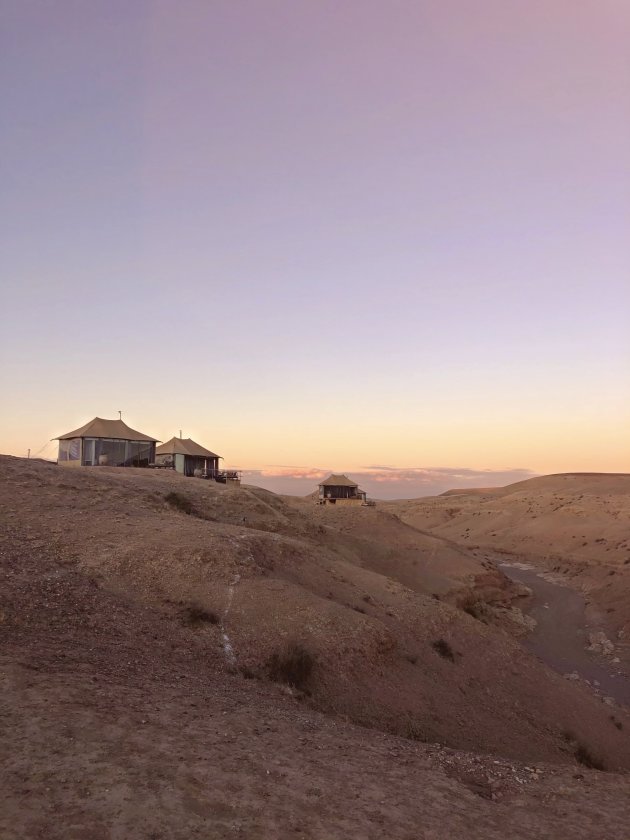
[499,561,630,708]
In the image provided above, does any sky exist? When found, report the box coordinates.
[1,0,629,498]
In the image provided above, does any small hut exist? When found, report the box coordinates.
[154,437,221,478]
[318,474,368,505]
[54,417,158,467]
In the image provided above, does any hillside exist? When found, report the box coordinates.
[3,457,630,838]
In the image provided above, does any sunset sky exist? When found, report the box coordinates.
[1,1,629,498]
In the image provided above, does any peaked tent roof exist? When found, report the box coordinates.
[54,417,159,442]
[318,473,359,487]
[155,437,221,459]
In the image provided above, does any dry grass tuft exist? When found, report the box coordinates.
[575,743,606,771]
[181,603,219,627]
[165,491,196,516]
[432,638,455,662]
[267,641,315,690]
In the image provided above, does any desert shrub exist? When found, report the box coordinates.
[267,641,315,690]
[575,743,606,771]
[460,598,488,621]
[402,718,428,742]
[432,638,455,662]
[459,594,489,622]
[165,491,195,516]
[181,603,219,627]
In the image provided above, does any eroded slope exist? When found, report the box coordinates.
[2,456,629,769]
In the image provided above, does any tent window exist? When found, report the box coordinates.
[83,439,95,465]
[58,440,81,461]
[126,441,152,467]
[95,439,126,466]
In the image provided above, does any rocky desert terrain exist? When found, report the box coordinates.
[2,456,630,839]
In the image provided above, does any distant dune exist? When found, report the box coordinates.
[440,487,504,496]
[442,473,630,498]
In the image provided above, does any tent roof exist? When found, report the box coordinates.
[54,417,159,442]
[318,473,359,487]
[155,437,221,459]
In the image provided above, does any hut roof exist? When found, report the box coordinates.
[155,437,221,459]
[54,417,159,442]
[318,473,359,488]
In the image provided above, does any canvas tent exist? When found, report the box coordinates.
[155,437,221,477]
[318,474,367,504]
[54,417,158,467]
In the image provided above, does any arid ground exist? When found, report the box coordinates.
[2,457,630,838]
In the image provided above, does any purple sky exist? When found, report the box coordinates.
[1,1,629,498]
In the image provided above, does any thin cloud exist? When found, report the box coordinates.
[248,466,331,480]
[359,466,536,485]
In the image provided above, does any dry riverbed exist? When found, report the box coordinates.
[500,561,630,708]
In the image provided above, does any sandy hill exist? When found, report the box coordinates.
[3,457,630,838]
[443,472,630,499]
[441,487,505,496]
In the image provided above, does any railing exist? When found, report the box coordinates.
[318,493,375,506]
[200,469,242,484]
[150,462,242,484]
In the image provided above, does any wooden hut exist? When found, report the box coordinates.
[318,474,368,505]
[154,437,221,478]
[54,417,158,467]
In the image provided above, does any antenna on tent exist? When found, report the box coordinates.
[118,411,122,420]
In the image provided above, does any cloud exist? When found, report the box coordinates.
[258,466,330,480]
[358,466,535,485]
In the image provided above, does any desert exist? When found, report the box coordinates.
[2,455,630,839]
[4,3,628,837]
